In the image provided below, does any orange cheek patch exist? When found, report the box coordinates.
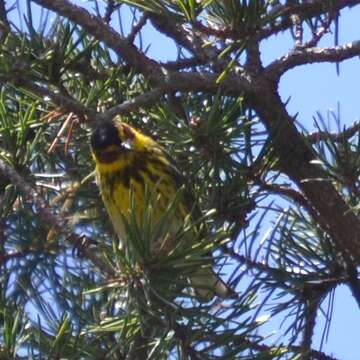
[119,123,135,141]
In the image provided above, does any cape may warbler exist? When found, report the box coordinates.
[91,119,230,301]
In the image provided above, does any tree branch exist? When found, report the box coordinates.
[161,57,205,71]
[192,0,360,45]
[308,120,360,143]
[13,75,95,119]
[301,297,321,354]
[172,323,202,360]
[100,87,165,121]
[250,85,360,262]
[103,0,117,23]
[266,40,360,80]
[149,13,217,63]
[0,67,251,124]
[303,11,336,48]
[345,263,360,309]
[126,13,148,44]
[240,338,340,360]
[0,0,10,40]
[32,0,163,82]
[257,0,360,41]
[0,159,114,275]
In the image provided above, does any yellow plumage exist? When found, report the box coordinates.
[90,119,230,301]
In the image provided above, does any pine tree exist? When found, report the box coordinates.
[0,1,359,359]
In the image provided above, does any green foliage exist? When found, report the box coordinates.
[120,0,213,20]
[207,0,270,29]
[0,1,356,359]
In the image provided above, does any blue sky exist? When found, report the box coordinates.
[10,1,360,358]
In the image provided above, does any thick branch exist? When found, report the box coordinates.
[105,71,252,104]
[301,297,320,354]
[96,71,253,121]
[2,69,252,123]
[162,57,206,71]
[250,85,360,262]
[32,0,162,82]
[266,40,360,79]
[149,13,217,63]
[150,14,197,54]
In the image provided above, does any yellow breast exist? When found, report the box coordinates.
[95,150,182,248]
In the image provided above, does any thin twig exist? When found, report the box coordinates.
[127,13,148,44]
[257,0,360,42]
[224,249,295,281]
[172,323,202,360]
[0,0,10,40]
[99,87,165,121]
[304,12,335,48]
[288,0,303,47]
[127,331,149,360]
[238,338,340,360]
[0,250,29,266]
[308,120,360,143]
[0,159,114,275]
[0,70,95,119]
[103,0,117,23]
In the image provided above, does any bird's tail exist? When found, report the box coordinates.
[190,267,235,302]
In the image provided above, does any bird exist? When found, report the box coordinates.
[90,119,231,301]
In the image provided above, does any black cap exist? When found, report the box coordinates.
[91,121,122,150]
